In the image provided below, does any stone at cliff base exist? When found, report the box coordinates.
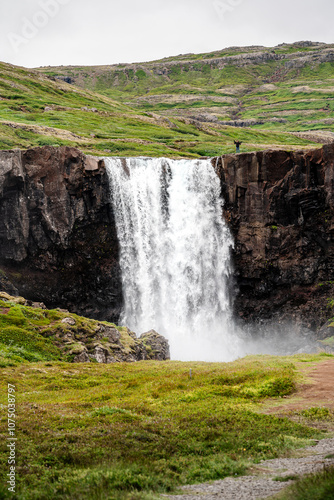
[318,319,334,340]
[0,293,170,364]
[73,351,90,363]
[61,317,76,326]
[140,329,171,360]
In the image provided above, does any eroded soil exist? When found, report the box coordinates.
[262,359,334,419]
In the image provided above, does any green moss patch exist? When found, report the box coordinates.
[0,326,60,360]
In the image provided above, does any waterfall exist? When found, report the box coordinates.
[105,157,240,361]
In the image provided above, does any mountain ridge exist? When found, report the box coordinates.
[37,41,333,71]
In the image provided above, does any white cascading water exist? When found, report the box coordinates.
[105,157,241,361]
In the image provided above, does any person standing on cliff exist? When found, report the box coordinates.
[234,140,242,153]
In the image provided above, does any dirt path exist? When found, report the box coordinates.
[263,359,334,415]
[165,359,334,500]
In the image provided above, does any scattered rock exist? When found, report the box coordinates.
[73,351,90,363]
[30,301,46,309]
[93,345,108,363]
[49,310,170,364]
[293,344,318,354]
[140,329,170,360]
[318,319,334,339]
[97,324,120,343]
[61,317,76,326]
[0,291,26,305]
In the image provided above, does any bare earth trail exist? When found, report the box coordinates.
[165,359,334,500]
[267,359,334,413]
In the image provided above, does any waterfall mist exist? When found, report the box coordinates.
[106,157,243,361]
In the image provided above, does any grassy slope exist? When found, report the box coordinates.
[1,353,333,499]
[0,56,320,159]
[37,42,334,151]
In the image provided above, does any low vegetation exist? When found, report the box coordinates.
[0,349,333,499]
[37,42,334,152]
[276,465,334,499]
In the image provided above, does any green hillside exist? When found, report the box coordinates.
[37,41,334,152]
[0,46,327,158]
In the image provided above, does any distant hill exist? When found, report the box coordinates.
[1,42,333,158]
[38,41,334,149]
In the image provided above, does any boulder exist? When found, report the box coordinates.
[140,329,170,360]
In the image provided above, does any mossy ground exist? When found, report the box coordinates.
[0,353,333,499]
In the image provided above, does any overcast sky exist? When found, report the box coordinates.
[1,0,334,68]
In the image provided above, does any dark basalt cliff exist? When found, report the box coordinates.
[1,145,334,334]
[214,144,334,333]
[0,147,122,322]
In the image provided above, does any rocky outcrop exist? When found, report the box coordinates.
[0,292,170,363]
[214,144,334,333]
[70,324,171,363]
[0,146,122,323]
[52,42,334,86]
[139,330,171,361]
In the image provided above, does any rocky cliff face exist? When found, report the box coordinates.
[0,146,122,322]
[214,144,334,333]
[1,145,334,336]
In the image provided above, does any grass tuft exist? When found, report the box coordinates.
[277,465,334,500]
